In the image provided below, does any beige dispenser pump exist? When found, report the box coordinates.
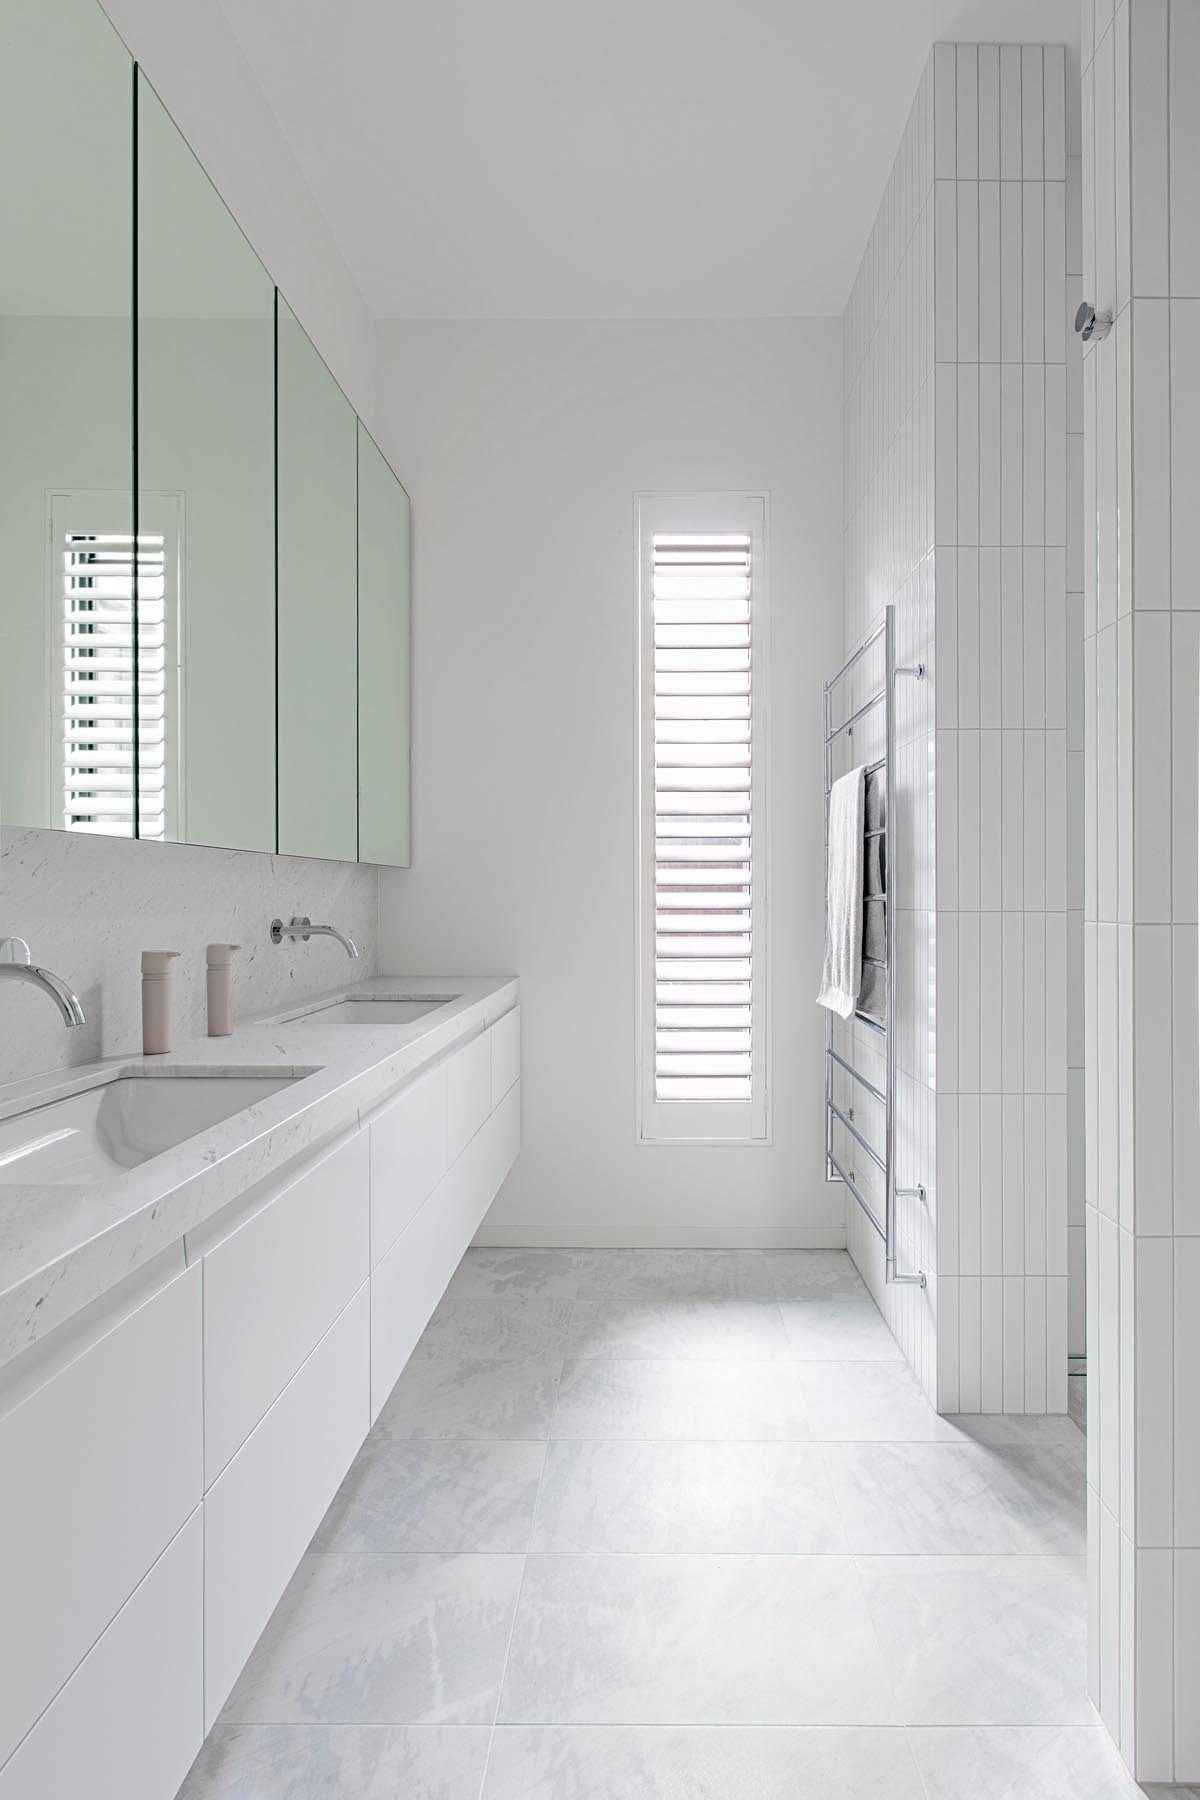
[141,950,180,1055]
[206,943,241,1037]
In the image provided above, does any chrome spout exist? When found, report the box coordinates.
[0,937,86,1027]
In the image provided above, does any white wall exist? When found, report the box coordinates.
[1082,0,1200,1779]
[376,318,843,1245]
[839,58,940,1398]
[98,0,377,425]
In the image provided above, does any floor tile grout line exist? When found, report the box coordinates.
[475,1310,558,1798]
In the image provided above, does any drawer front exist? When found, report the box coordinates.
[371,1079,522,1419]
[369,1061,448,1265]
[0,1510,202,1800]
[202,1128,370,1485]
[204,1283,370,1727]
[491,1005,520,1107]
[447,1029,492,1164]
[0,1265,202,1767]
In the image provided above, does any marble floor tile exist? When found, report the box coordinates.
[481,1724,927,1799]
[1068,1375,1087,1436]
[178,1723,492,1799]
[908,1725,1146,1798]
[529,1440,847,1553]
[827,1444,1085,1554]
[220,1553,525,1727]
[310,1440,547,1552]
[498,1553,900,1725]
[441,1248,582,1302]
[551,1358,813,1440]
[413,1297,575,1362]
[859,1557,1091,1725]
[572,1248,776,1301]
[941,1411,1086,1465]
[777,1297,905,1360]
[800,1362,966,1441]
[761,1249,871,1299]
[374,1354,562,1440]
[563,1297,789,1362]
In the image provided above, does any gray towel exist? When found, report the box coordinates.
[858,769,887,1023]
[817,765,866,1018]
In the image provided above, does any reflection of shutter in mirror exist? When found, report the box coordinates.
[52,493,180,840]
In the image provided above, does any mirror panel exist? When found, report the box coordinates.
[276,297,358,861]
[0,0,133,836]
[357,423,412,867]
[136,73,275,851]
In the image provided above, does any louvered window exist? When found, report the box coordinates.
[50,496,179,840]
[637,494,769,1143]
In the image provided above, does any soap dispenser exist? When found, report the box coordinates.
[141,950,180,1055]
[206,943,241,1037]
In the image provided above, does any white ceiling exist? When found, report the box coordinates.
[217,0,1078,320]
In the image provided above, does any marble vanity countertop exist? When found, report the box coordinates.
[0,974,518,1373]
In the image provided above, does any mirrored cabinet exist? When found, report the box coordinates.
[137,72,276,853]
[358,422,412,867]
[0,0,134,838]
[276,299,359,862]
[0,0,412,868]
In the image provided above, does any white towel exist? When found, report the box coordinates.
[817,764,866,1019]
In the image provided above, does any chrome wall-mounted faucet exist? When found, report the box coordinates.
[270,916,359,959]
[0,937,86,1026]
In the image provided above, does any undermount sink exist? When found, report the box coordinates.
[0,1074,297,1185]
[294,997,455,1025]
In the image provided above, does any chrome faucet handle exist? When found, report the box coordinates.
[270,917,359,959]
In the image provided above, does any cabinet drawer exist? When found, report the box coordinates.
[369,1062,447,1265]
[201,1128,369,1485]
[0,1510,202,1800]
[204,1282,370,1728]
[0,1265,202,1767]
[491,1006,520,1107]
[371,1079,522,1418]
[447,1029,492,1163]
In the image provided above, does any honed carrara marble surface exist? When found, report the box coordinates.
[0,974,517,1372]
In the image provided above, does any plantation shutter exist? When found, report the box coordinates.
[652,531,754,1102]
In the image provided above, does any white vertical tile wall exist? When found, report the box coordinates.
[1082,0,1200,1783]
[840,43,1077,1417]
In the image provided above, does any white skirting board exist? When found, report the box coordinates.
[472,1224,848,1250]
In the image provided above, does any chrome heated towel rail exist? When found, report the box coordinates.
[823,604,926,1288]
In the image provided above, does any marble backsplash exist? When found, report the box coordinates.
[0,826,380,1085]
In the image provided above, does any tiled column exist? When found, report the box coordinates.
[1082,0,1200,1780]
[929,43,1076,1416]
[841,43,1078,1415]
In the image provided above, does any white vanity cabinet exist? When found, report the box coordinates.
[369,1013,522,1418]
[0,1511,203,1800]
[0,1264,203,1796]
[192,1126,370,1485]
[203,1283,370,1726]
[0,1002,519,1799]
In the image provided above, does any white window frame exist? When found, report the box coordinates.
[635,490,771,1145]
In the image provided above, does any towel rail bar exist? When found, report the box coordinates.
[827,1099,886,1174]
[826,1045,886,1105]
[822,603,925,1289]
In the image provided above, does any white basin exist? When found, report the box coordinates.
[0,1075,296,1185]
[294,998,455,1025]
